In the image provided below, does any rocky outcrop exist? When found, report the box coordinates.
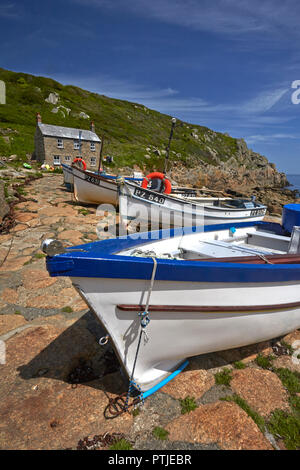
[45,92,59,105]
[51,105,71,117]
[79,111,90,119]
[0,180,9,223]
[169,160,288,195]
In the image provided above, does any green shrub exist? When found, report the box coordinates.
[61,306,73,313]
[180,396,197,414]
[233,361,247,369]
[268,409,300,450]
[20,88,43,105]
[53,167,63,174]
[152,426,169,440]
[214,368,233,386]
[289,395,300,416]
[34,253,46,259]
[131,407,140,417]
[274,368,300,395]
[109,438,133,450]
[255,354,275,370]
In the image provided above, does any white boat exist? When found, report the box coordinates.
[61,163,74,190]
[119,179,267,228]
[72,165,144,205]
[44,205,300,396]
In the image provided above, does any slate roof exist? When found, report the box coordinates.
[38,123,101,142]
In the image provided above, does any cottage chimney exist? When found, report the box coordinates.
[36,113,42,125]
[90,121,95,133]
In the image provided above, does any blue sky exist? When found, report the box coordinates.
[1,0,300,173]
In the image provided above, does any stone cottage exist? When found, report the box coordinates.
[33,113,101,170]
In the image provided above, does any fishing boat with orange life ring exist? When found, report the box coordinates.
[118,175,267,228]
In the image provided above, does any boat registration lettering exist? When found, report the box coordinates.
[250,208,266,216]
[134,187,165,204]
[85,174,101,186]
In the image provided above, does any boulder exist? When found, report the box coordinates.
[51,105,71,116]
[79,112,90,119]
[0,180,10,223]
[45,92,59,105]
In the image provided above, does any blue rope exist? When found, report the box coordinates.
[138,310,150,328]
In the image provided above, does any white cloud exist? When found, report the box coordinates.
[0,3,19,18]
[246,133,299,145]
[71,0,300,37]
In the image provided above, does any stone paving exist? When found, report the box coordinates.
[0,174,299,450]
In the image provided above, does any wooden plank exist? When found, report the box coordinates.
[117,301,300,313]
[189,253,300,264]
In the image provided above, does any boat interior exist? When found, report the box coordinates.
[172,193,265,209]
[119,224,300,264]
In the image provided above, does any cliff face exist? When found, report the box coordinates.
[168,137,288,193]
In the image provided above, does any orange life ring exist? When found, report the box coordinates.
[141,172,172,194]
[73,157,87,171]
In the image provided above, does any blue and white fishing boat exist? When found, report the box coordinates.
[43,205,300,395]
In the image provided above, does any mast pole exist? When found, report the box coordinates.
[164,117,177,175]
[98,135,104,174]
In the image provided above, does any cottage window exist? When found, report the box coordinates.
[90,142,96,151]
[74,140,80,150]
[53,155,61,165]
[90,157,96,167]
[57,138,64,148]
[64,156,71,162]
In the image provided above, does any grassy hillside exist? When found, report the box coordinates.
[0,67,260,172]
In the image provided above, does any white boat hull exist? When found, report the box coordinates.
[61,164,74,190]
[119,182,267,228]
[72,167,144,205]
[72,276,300,391]
[73,166,119,205]
[45,220,300,393]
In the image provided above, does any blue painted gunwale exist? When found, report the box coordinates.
[46,221,300,283]
[62,163,143,183]
[61,163,73,172]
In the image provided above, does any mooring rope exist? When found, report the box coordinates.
[105,257,158,418]
[257,254,274,264]
[124,256,157,409]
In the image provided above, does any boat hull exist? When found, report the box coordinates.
[45,221,300,392]
[61,163,74,191]
[119,182,267,227]
[71,275,300,391]
[73,166,119,204]
[72,167,143,205]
